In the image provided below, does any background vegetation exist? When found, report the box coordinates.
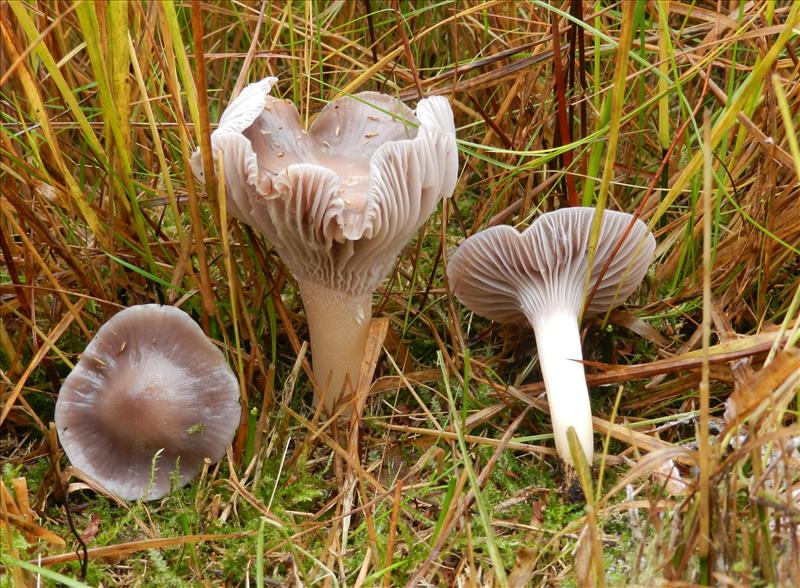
[1,0,798,586]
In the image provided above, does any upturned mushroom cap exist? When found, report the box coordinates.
[55,305,241,501]
[447,207,655,322]
[191,77,458,296]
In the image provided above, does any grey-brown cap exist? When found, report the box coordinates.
[447,207,655,322]
[191,77,458,297]
[55,304,241,501]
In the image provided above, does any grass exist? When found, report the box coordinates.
[2,0,799,586]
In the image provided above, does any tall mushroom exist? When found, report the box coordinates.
[55,305,241,500]
[447,207,655,468]
[192,77,458,415]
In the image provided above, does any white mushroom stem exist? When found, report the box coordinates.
[298,282,372,415]
[523,306,594,467]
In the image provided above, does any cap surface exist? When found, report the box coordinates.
[447,207,655,322]
[191,78,458,296]
[55,305,241,501]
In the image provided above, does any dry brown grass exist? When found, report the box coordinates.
[1,1,799,586]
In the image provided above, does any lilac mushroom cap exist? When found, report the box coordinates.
[190,77,457,294]
[191,77,458,414]
[447,208,655,322]
[55,305,241,501]
[447,207,655,467]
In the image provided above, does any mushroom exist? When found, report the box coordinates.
[55,304,241,501]
[447,207,655,468]
[192,78,458,415]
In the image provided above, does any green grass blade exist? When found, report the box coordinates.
[439,351,508,587]
[0,556,92,588]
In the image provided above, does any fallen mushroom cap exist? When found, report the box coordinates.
[191,77,457,413]
[447,207,655,322]
[447,207,655,466]
[55,304,241,501]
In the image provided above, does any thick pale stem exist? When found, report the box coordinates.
[298,282,372,416]
[525,308,594,467]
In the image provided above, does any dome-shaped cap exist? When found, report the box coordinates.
[447,207,655,322]
[191,78,458,296]
[55,305,241,501]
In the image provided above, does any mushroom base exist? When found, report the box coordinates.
[298,282,373,417]
[527,309,594,467]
